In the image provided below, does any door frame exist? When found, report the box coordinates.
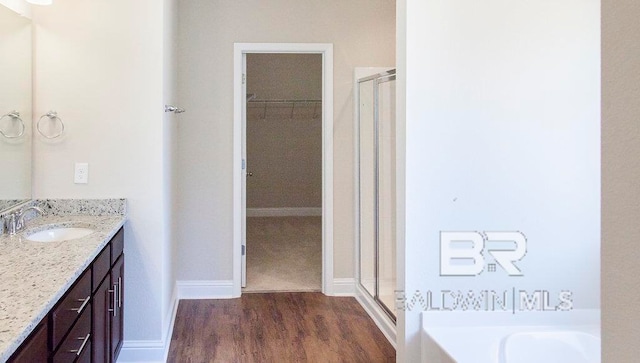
[232,43,334,296]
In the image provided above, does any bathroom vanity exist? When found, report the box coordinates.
[0,200,126,363]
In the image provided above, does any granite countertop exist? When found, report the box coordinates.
[0,206,126,362]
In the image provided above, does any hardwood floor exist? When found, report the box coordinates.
[167,292,396,363]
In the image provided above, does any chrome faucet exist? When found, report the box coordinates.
[4,206,45,236]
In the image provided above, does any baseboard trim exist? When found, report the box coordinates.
[117,339,165,363]
[355,284,397,348]
[161,287,179,362]
[117,287,179,363]
[118,281,235,362]
[246,207,322,217]
[176,280,235,299]
[332,278,356,296]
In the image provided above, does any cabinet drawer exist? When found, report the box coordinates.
[111,228,124,263]
[93,244,111,293]
[51,269,91,349]
[52,306,91,363]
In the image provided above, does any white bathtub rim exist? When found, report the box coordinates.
[421,309,601,363]
[498,330,601,363]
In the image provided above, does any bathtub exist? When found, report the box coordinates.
[421,310,600,363]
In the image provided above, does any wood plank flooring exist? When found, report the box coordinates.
[167,292,395,363]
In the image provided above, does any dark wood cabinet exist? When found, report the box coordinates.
[8,227,124,363]
[93,230,124,363]
[76,339,92,363]
[52,306,91,363]
[51,270,91,350]
[8,320,48,363]
[110,256,124,360]
[92,272,111,363]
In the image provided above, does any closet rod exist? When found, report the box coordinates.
[247,99,321,104]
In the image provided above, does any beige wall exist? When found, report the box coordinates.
[246,110,322,209]
[246,54,322,209]
[177,0,396,280]
[247,53,322,100]
[602,1,640,361]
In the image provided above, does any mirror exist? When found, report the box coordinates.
[0,3,32,213]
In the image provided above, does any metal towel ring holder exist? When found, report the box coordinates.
[0,111,25,139]
[37,111,65,139]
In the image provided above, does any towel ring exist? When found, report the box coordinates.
[0,111,25,139]
[37,111,65,139]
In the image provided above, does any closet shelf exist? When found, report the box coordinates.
[247,99,321,105]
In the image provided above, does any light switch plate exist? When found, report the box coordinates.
[74,162,89,184]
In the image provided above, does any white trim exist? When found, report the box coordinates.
[246,207,322,217]
[332,278,356,296]
[118,280,236,362]
[161,287,179,362]
[117,340,165,363]
[355,284,397,348]
[117,286,178,363]
[233,45,243,297]
[233,43,334,297]
[175,280,235,299]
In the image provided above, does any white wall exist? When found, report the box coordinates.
[177,0,395,281]
[602,1,640,361]
[398,0,600,360]
[0,0,31,17]
[32,0,177,356]
[162,0,178,342]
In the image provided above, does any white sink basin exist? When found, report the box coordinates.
[26,227,96,242]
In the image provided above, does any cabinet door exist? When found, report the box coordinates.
[111,255,124,361]
[8,320,48,363]
[92,273,111,363]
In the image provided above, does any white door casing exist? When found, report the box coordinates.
[241,55,247,288]
[233,43,334,296]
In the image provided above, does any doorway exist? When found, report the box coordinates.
[244,53,322,292]
[233,43,334,297]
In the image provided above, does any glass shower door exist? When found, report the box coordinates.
[376,76,396,318]
[357,70,396,321]
[359,79,376,298]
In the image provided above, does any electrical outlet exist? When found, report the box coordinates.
[74,163,89,184]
